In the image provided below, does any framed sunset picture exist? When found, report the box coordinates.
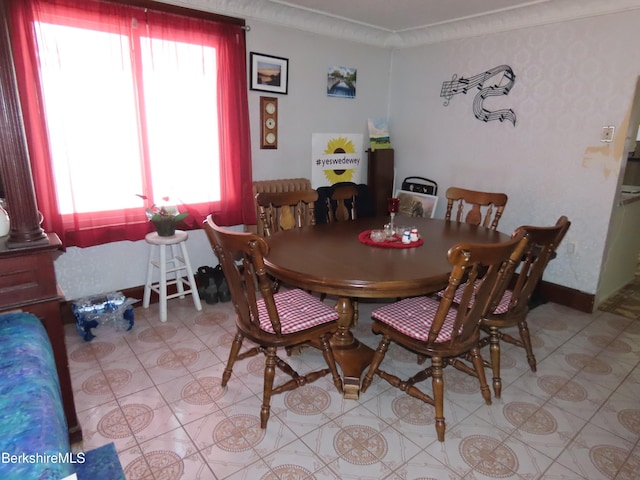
[250,52,288,94]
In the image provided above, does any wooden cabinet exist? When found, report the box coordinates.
[0,234,81,443]
[367,148,395,216]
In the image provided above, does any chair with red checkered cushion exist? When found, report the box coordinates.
[204,216,343,428]
[479,216,570,398]
[361,232,528,442]
[255,189,320,313]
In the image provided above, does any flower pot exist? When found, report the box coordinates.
[152,219,177,237]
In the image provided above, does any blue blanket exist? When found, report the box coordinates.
[0,312,75,480]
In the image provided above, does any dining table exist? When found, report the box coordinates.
[263,215,510,399]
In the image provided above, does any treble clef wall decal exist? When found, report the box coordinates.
[440,65,517,126]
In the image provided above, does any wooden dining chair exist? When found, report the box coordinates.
[327,184,359,222]
[478,215,570,398]
[361,232,529,442]
[445,187,508,230]
[255,190,318,237]
[203,215,343,428]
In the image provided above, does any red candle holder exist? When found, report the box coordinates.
[387,197,399,230]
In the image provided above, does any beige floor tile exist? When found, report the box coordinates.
[505,401,586,459]
[554,422,636,479]
[588,391,640,443]
[545,374,614,421]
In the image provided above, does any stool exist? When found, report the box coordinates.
[142,230,202,322]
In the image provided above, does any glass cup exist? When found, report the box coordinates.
[370,229,386,242]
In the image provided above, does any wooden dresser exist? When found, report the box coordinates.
[0,234,81,443]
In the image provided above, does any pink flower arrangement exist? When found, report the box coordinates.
[136,195,188,222]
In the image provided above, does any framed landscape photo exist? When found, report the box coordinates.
[250,52,288,94]
[395,190,438,219]
[327,65,357,98]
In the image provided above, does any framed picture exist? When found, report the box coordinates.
[395,190,438,219]
[250,52,288,94]
[327,65,356,98]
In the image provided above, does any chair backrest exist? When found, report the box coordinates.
[445,187,508,230]
[251,178,312,235]
[255,190,318,237]
[203,215,284,337]
[502,215,571,318]
[314,182,375,224]
[432,232,528,350]
[327,184,359,222]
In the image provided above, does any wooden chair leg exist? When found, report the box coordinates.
[361,335,390,393]
[519,320,537,372]
[261,346,277,428]
[320,333,343,394]
[469,346,492,405]
[222,331,244,387]
[488,326,502,398]
[431,356,446,442]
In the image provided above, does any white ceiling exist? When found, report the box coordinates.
[185,0,640,47]
[270,0,549,33]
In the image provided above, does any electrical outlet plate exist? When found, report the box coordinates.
[601,126,615,143]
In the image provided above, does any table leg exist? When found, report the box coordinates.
[330,296,374,399]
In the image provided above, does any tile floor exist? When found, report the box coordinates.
[65,295,640,479]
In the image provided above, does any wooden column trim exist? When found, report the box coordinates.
[0,0,47,248]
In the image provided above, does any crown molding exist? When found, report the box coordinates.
[162,0,640,48]
[394,0,640,48]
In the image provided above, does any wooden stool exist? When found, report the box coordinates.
[142,230,202,322]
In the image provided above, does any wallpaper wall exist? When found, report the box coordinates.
[389,10,640,297]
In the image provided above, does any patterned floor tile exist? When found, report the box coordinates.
[554,422,637,479]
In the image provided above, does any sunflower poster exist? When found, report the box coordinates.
[311,133,363,188]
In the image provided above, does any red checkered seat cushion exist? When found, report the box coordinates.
[257,289,340,334]
[372,296,459,342]
[437,280,512,315]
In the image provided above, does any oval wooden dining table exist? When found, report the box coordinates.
[263,215,510,399]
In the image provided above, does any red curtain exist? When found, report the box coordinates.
[7,0,252,247]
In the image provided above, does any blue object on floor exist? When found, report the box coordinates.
[73,292,135,341]
[75,443,125,480]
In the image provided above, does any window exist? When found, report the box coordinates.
[9,0,251,247]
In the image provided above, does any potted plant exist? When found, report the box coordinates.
[137,195,188,237]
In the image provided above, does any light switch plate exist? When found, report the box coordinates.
[601,125,615,143]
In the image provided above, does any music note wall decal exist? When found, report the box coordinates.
[440,65,516,126]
